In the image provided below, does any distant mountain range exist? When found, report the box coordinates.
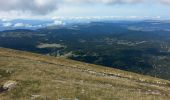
[1,20,170,80]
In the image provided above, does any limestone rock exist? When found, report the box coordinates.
[3,80,17,91]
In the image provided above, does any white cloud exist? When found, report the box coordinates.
[46,20,65,26]
[63,0,144,4]
[65,0,170,5]
[159,0,170,4]
[0,0,147,16]
[0,0,58,15]
[1,18,13,22]
[2,22,12,27]
[0,0,169,18]
[14,23,24,27]
[54,20,65,25]
[14,23,32,27]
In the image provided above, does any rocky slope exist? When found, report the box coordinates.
[0,47,170,100]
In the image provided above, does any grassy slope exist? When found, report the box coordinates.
[0,48,170,100]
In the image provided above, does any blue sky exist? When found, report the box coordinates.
[0,0,170,20]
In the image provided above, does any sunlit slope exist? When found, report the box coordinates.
[0,47,170,100]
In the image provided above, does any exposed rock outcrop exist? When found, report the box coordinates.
[2,80,17,91]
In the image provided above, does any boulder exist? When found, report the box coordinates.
[3,80,17,91]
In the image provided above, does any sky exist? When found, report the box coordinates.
[0,0,170,20]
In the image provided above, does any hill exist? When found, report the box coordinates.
[0,47,170,100]
[1,21,170,80]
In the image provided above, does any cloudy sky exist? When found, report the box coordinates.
[0,0,170,20]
